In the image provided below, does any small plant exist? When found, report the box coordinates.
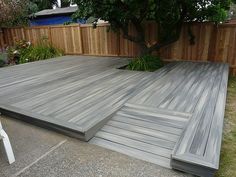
[6,38,63,65]
[126,55,164,72]
[19,38,63,64]
[7,40,31,64]
[0,54,6,67]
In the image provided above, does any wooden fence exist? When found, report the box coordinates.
[0,22,236,75]
[0,30,5,51]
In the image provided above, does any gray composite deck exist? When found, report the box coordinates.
[0,56,151,140]
[90,61,229,177]
[0,56,229,177]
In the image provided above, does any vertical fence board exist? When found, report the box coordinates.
[1,23,236,75]
[0,31,5,51]
[80,24,118,56]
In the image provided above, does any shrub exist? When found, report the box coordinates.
[126,55,164,72]
[0,54,6,67]
[19,39,63,64]
[6,38,63,65]
[7,40,31,64]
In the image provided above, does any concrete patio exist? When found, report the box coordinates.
[0,115,191,177]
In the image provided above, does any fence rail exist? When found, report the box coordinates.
[0,23,236,75]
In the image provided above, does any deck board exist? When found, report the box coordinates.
[90,103,190,168]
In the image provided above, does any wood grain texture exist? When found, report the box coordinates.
[0,31,5,50]
[0,55,228,177]
[89,60,228,177]
[172,64,229,177]
[2,23,236,75]
[90,103,190,168]
[0,56,132,140]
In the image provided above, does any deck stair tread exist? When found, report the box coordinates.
[112,116,183,136]
[90,103,190,168]
[90,137,171,168]
[107,119,179,142]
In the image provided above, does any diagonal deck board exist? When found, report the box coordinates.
[0,56,228,177]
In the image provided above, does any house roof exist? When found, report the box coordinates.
[225,18,236,24]
[31,6,78,18]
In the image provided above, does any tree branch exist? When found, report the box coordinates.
[116,0,147,44]
[148,1,187,53]
[109,18,142,44]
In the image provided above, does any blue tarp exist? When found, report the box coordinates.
[30,15,86,26]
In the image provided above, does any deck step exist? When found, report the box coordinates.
[89,103,190,168]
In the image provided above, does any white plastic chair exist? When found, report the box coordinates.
[0,115,15,164]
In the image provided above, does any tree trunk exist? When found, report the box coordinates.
[121,20,183,57]
[139,44,152,56]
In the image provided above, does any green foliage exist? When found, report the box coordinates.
[7,40,31,64]
[0,60,5,67]
[61,0,71,8]
[0,0,62,27]
[0,54,6,67]
[126,55,164,72]
[19,39,63,64]
[29,0,72,13]
[6,39,63,65]
[0,0,29,27]
[63,21,73,25]
[73,0,234,55]
[30,0,58,12]
[207,4,228,22]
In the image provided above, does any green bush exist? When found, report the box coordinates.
[126,55,164,72]
[19,39,63,64]
[7,40,30,64]
[0,54,6,67]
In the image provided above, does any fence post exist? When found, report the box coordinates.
[0,30,4,51]
[117,31,120,56]
[23,27,27,41]
[78,24,84,54]
[2,28,8,47]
